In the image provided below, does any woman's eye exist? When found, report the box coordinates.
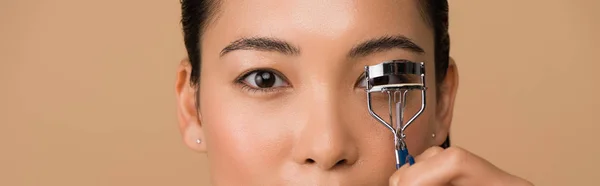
[241,70,289,89]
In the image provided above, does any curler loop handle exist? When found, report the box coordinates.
[395,148,415,169]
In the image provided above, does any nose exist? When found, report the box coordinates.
[292,91,359,170]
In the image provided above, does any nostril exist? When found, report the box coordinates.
[335,159,347,166]
[303,158,350,167]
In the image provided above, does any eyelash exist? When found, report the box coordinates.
[238,84,284,94]
[355,73,368,88]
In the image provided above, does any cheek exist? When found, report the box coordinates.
[368,90,436,156]
[199,87,298,182]
[403,111,435,154]
[403,87,438,155]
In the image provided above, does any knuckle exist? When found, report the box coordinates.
[389,165,412,186]
[389,173,400,185]
[418,146,443,159]
[428,146,444,153]
[445,146,470,166]
[389,174,412,186]
[389,178,397,186]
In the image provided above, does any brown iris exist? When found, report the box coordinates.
[254,70,276,88]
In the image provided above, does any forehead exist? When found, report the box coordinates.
[205,0,433,53]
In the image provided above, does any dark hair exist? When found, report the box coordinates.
[180,0,450,148]
[180,0,220,85]
[418,1,451,148]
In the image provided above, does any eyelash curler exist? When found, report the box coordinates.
[364,60,427,169]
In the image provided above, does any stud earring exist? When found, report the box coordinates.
[196,139,202,144]
[431,133,436,138]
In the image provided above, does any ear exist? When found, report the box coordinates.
[176,58,206,152]
[433,57,459,145]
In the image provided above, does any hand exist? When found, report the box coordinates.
[389,146,533,186]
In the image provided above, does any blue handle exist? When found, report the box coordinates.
[396,149,415,169]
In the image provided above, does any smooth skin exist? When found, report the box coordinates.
[175,0,533,185]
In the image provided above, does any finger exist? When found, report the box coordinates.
[390,147,443,185]
[414,146,444,162]
[389,162,411,186]
[391,150,459,186]
[393,147,503,186]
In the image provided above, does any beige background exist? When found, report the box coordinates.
[1,0,599,185]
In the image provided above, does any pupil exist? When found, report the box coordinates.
[255,71,276,88]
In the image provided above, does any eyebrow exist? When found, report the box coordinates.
[220,37,301,57]
[348,35,425,58]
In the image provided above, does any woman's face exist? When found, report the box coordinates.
[176,0,457,185]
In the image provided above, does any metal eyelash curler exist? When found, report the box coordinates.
[364,60,427,169]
